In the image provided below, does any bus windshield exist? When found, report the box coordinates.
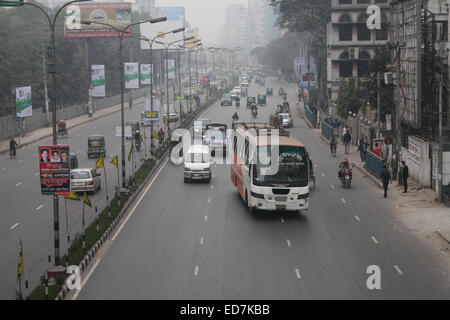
[253,145,308,187]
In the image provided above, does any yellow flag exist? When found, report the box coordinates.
[164,114,169,127]
[83,190,92,208]
[110,155,119,168]
[128,140,134,162]
[153,130,160,141]
[95,155,104,169]
[64,191,80,201]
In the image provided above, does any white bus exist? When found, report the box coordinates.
[231,124,309,213]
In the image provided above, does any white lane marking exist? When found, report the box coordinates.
[111,158,168,241]
[341,198,346,204]
[354,215,360,222]
[16,182,22,187]
[330,184,335,189]
[76,151,80,154]
[210,185,214,189]
[200,237,204,244]
[321,173,325,177]
[295,268,302,279]
[35,172,39,176]
[1,168,5,170]
[314,164,318,168]
[286,239,291,247]
[204,215,208,222]
[371,236,379,244]
[77,134,81,137]
[208,198,211,204]
[280,218,285,223]
[72,259,101,300]
[194,266,199,276]
[33,153,37,157]
[394,265,404,276]
[36,205,44,211]
[10,223,19,230]
[18,160,23,164]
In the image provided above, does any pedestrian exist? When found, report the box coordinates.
[341,125,347,142]
[343,128,351,155]
[9,137,18,158]
[380,164,391,198]
[372,143,383,158]
[357,134,367,162]
[401,161,409,193]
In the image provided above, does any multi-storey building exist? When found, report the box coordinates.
[327,0,390,102]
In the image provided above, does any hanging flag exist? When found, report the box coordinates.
[128,140,134,162]
[164,114,169,127]
[153,130,160,141]
[64,191,80,201]
[83,190,92,208]
[138,131,143,142]
[95,155,104,169]
[17,238,23,282]
[110,155,119,168]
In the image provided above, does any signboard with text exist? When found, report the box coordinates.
[91,65,105,97]
[16,86,32,118]
[39,145,71,195]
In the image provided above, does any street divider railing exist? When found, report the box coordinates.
[364,150,384,180]
[321,121,334,142]
[25,92,222,300]
[304,105,317,127]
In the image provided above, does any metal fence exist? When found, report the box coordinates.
[365,150,384,180]
[304,105,317,127]
[322,121,334,142]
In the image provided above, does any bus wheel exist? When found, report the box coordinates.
[245,191,256,215]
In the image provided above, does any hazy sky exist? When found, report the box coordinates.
[155,0,248,46]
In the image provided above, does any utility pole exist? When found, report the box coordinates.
[42,44,50,127]
[377,72,381,138]
[438,75,443,201]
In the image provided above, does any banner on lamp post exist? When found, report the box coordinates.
[16,86,32,118]
[166,59,175,79]
[141,64,152,85]
[91,65,105,97]
[125,62,139,89]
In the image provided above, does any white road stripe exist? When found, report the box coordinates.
[33,153,37,157]
[76,151,80,154]
[295,268,301,279]
[72,259,101,300]
[394,265,403,275]
[200,237,204,244]
[314,164,318,168]
[341,198,346,204]
[211,185,214,189]
[330,184,335,189]
[286,239,291,247]
[321,173,325,177]
[36,205,43,211]
[35,172,39,176]
[371,236,379,244]
[354,215,360,222]
[204,215,208,222]
[208,198,211,204]
[18,160,23,164]
[280,218,285,223]
[111,158,168,241]
[194,266,199,276]
[1,168,5,170]
[16,182,22,187]
[10,223,19,230]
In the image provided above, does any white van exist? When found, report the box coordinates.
[184,145,212,183]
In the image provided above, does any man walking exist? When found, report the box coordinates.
[380,164,391,198]
[343,128,351,155]
[401,161,409,193]
[357,134,368,162]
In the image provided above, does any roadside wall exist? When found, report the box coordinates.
[402,135,432,187]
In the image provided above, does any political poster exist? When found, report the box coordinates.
[16,86,32,118]
[125,62,139,89]
[39,145,71,195]
[166,60,175,79]
[91,65,105,97]
[141,64,152,85]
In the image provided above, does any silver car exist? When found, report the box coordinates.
[70,168,101,193]
[279,113,294,128]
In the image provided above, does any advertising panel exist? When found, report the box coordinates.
[115,125,132,137]
[64,2,132,39]
[166,59,175,79]
[141,64,152,85]
[16,86,32,118]
[39,145,71,195]
[91,65,105,97]
[125,63,139,89]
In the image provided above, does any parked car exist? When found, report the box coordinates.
[279,113,294,128]
[220,94,233,106]
[70,168,101,193]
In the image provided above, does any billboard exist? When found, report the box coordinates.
[125,63,139,89]
[0,0,23,6]
[91,65,105,97]
[140,7,185,50]
[166,60,175,79]
[39,145,71,196]
[141,64,152,85]
[184,28,199,48]
[64,2,132,39]
[16,86,32,118]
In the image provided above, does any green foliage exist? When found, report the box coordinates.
[336,79,361,119]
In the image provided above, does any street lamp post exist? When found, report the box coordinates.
[81,17,167,190]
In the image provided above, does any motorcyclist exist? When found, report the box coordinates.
[251,103,257,116]
[283,92,287,101]
[232,112,239,122]
[135,130,141,151]
[235,97,240,107]
[338,158,351,178]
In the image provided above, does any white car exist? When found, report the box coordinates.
[70,168,101,193]
[279,113,294,128]
[184,145,211,183]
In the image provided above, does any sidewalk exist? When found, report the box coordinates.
[294,92,450,258]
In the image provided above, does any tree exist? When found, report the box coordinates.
[336,79,361,119]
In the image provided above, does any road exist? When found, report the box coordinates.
[0,85,198,299]
[74,77,449,299]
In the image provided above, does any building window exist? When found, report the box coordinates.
[375,14,389,40]
[339,14,353,41]
[433,21,449,41]
[375,0,388,3]
[357,14,371,41]
[339,0,352,4]
[357,62,369,77]
[357,0,371,3]
[339,51,352,78]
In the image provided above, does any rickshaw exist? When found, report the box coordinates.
[87,135,106,158]
[247,96,256,108]
[257,94,266,106]
[57,120,68,137]
[266,87,273,96]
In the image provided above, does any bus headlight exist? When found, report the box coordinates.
[298,193,309,199]
[251,191,265,199]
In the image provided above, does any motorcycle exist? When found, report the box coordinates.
[339,168,352,188]
[236,100,240,108]
[251,109,258,118]
[135,140,141,152]
[232,114,239,122]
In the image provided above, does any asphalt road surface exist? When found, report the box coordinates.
[74,77,449,299]
[0,85,193,299]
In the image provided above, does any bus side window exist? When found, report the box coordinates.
[233,136,237,153]
[245,140,249,165]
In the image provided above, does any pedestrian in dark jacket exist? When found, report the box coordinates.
[343,129,351,155]
[380,164,391,198]
[401,161,409,193]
